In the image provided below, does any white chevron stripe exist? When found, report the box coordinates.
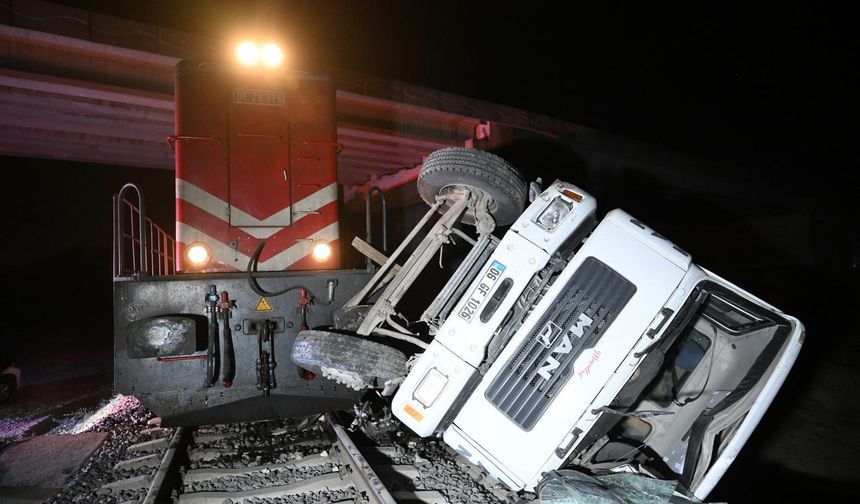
[239,227,283,239]
[262,221,340,270]
[176,179,338,238]
[176,179,230,222]
[178,221,340,270]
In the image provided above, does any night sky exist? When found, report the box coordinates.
[1,1,858,500]
[51,1,856,174]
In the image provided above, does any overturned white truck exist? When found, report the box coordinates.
[291,147,804,500]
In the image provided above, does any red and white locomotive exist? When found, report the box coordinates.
[113,44,368,425]
[174,54,340,274]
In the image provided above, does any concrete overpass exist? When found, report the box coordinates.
[0,0,584,207]
[0,0,805,228]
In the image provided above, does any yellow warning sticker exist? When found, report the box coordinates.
[255,297,273,311]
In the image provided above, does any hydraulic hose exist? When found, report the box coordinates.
[246,240,330,304]
[221,312,235,388]
[206,316,219,386]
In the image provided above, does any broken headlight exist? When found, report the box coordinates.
[412,367,448,408]
[535,197,573,231]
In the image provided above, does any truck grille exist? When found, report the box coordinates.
[485,257,636,430]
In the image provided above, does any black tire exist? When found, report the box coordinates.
[0,375,16,403]
[291,330,407,389]
[417,147,527,226]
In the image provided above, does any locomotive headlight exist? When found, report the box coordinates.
[311,241,332,262]
[260,43,284,67]
[186,242,211,266]
[236,41,259,66]
[412,368,448,408]
[535,197,573,231]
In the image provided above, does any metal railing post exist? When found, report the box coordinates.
[112,194,118,278]
[365,186,388,269]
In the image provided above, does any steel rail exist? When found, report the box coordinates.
[325,413,398,504]
[142,426,190,504]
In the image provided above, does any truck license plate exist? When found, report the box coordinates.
[458,260,506,322]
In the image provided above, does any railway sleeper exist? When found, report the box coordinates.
[183,453,336,482]
[177,470,352,504]
[113,453,162,472]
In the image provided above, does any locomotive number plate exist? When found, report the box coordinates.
[232,88,285,106]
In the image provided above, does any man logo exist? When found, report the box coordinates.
[537,321,562,348]
[537,312,594,380]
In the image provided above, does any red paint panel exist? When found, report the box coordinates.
[289,77,339,203]
[228,75,291,224]
[174,62,229,200]
[173,62,340,272]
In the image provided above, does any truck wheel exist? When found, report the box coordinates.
[418,147,527,226]
[291,330,407,391]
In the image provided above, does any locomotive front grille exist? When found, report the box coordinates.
[485,257,636,430]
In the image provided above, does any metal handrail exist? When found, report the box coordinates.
[113,183,176,278]
[146,213,175,277]
[365,186,388,269]
[114,183,147,277]
[166,134,227,153]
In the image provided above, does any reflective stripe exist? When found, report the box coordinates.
[175,179,230,222]
[178,221,339,270]
[176,179,338,232]
[262,221,339,270]
[239,227,285,239]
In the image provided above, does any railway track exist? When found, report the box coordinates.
[87,408,516,504]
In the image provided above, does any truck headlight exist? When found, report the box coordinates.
[535,197,573,231]
[413,368,448,408]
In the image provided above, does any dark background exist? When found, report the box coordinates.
[0,1,857,502]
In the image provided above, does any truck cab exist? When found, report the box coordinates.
[392,185,803,500]
[289,147,803,500]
